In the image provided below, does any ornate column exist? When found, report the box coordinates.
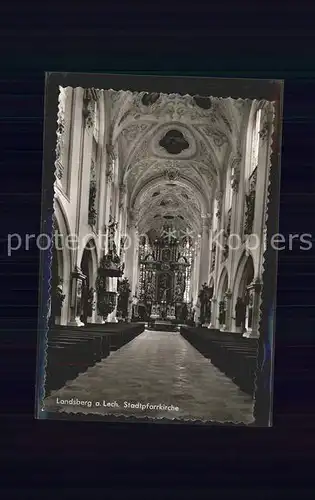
[209,297,217,329]
[124,211,137,293]
[79,89,96,233]
[55,88,66,184]
[89,288,97,324]
[231,153,242,195]
[193,241,201,305]
[230,152,242,240]
[214,189,224,265]
[253,103,274,275]
[132,225,140,297]
[94,145,115,325]
[68,266,86,327]
[117,183,127,257]
[199,219,211,286]
[243,279,262,338]
[103,144,115,254]
[229,153,242,332]
[124,213,138,322]
[189,256,195,303]
[222,288,233,331]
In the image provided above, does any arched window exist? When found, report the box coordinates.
[249,108,261,178]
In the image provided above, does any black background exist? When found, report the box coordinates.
[1,1,315,496]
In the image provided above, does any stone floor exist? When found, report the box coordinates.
[43,330,255,424]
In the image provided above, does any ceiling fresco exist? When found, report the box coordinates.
[106,89,249,237]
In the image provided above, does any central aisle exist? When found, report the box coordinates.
[44,330,254,423]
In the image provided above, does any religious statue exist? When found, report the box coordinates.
[174,272,185,302]
[159,273,171,303]
[161,287,170,303]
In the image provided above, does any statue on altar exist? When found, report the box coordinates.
[161,287,170,303]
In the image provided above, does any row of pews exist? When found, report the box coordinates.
[180,326,258,396]
[45,323,145,396]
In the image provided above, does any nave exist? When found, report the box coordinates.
[44,329,254,423]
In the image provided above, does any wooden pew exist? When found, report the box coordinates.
[180,326,258,396]
[45,323,145,395]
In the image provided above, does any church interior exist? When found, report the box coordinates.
[44,86,274,422]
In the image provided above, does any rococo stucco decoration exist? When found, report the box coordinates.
[98,88,272,249]
[163,168,180,182]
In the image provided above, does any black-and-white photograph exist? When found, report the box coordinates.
[37,74,283,425]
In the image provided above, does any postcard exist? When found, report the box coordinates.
[34,73,283,426]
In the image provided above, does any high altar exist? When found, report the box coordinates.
[137,236,191,326]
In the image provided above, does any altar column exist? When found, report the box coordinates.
[192,242,201,305]
[68,266,86,327]
[222,289,233,331]
[125,215,137,295]
[118,183,127,260]
[107,149,121,323]
[132,227,140,296]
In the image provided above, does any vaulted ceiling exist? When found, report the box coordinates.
[107,89,247,241]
